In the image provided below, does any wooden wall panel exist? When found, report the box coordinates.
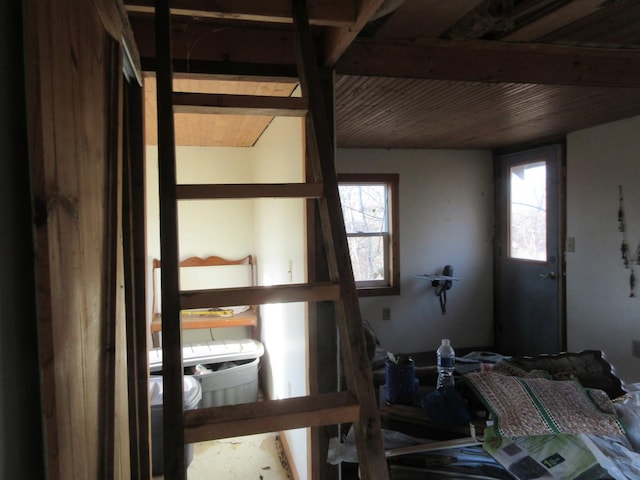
[25,0,133,478]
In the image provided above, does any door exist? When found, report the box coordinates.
[494,144,565,356]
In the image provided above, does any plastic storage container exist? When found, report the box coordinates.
[149,338,265,408]
[149,375,202,475]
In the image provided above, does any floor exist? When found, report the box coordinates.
[153,432,293,479]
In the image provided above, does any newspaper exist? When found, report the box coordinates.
[483,427,608,480]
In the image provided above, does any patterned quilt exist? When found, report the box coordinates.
[465,372,625,438]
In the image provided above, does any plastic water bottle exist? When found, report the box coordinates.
[436,339,455,389]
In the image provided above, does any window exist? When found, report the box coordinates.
[509,160,547,261]
[338,173,400,296]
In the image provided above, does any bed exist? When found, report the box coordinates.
[150,254,258,347]
[355,333,640,479]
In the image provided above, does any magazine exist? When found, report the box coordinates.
[483,427,608,480]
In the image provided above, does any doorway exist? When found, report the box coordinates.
[494,144,566,356]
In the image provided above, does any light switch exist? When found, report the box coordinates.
[566,237,575,252]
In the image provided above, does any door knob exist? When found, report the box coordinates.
[539,271,557,279]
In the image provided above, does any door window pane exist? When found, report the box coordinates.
[509,161,547,261]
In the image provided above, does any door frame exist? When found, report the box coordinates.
[493,141,567,355]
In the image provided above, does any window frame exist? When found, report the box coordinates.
[338,173,400,297]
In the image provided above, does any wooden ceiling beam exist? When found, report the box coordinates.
[500,0,607,42]
[373,0,485,39]
[322,0,387,66]
[537,0,640,47]
[130,16,297,66]
[336,38,640,88]
[124,0,355,26]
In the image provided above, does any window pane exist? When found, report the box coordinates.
[509,161,546,261]
[347,235,385,282]
[337,173,399,295]
[339,184,387,233]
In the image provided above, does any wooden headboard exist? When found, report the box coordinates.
[152,254,254,308]
[152,254,253,269]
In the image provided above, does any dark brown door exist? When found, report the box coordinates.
[494,144,565,356]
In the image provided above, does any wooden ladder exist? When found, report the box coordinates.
[154,0,388,478]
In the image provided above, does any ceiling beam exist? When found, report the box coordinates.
[500,0,606,42]
[537,0,640,46]
[336,38,640,88]
[130,16,297,66]
[124,0,355,27]
[322,0,387,66]
[373,0,485,39]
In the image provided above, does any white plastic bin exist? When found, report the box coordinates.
[149,375,202,475]
[193,356,261,407]
[149,338,264,408]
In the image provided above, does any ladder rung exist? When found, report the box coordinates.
[176,182,324,200]
[180,282,341,310]
[184,392,360,443]
[173,92,308,117]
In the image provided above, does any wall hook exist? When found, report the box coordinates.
[412,265,458,315]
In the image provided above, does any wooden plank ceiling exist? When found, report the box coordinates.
[127,0,640,150]
[143,76,297,146]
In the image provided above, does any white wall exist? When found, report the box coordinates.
[146,145,256,259]
[251,114,309,479]
[175,146,256,258]
[145,145,257,341]
[336,149,495,355]
[566,114,640,384]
